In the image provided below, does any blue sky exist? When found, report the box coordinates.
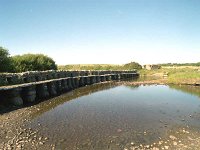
[0,0,199,65]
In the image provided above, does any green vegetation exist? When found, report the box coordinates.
[139,67,200,85]
[58,62,142,71]
[0,47,13,72]
[1,46,142,73]
[123,62,142,70]
[167,70,200,84]
[159,62,200,67]
[12,54,57,72]
[0,46,57,73]
[58,64,122,70]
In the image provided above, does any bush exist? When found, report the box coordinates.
[58,62,142,71]
[12,54,57,72]
[0,47,13,72]
[123,62,142,70]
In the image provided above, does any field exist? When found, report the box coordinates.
[139,66,200,85]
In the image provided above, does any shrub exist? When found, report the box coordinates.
[123,62,142,70]
[12,54,57,72]
[0,47,13,72]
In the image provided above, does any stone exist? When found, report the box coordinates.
[164,146,169,149]
[6,88,23,106]
[169,135,177,140]
[21,85,36,103]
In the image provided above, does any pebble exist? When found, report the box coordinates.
[39,142,44,145]
[173,141,177,146]
[164,146,169,149]
[169,135,177,140]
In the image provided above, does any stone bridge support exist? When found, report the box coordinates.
[0,71,139,107]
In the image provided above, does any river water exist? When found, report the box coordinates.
[24,82,200,149]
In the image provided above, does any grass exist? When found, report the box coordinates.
[139,66,200,85]
[58,64,123,71]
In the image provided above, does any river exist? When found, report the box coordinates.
[1,81,200,149]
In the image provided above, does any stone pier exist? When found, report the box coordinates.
[0,70,139,106]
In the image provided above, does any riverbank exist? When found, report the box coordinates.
[138,67,200,85]
[119,78,200,86]
[0,104,52,149]
[119,78,168,86]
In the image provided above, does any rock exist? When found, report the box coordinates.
[131,142,134,145]
[146,145,150,148]
[169,135,177,140]
[17,144,22,148]
[152,147,159,150]
[185,131,189,134]
[117,129,122,132]
[173,142,177,146]
[164,146,169,149]
[159,141,163,145]
[39,142,44,145]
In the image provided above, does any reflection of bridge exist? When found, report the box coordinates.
[0,70,139,106]
[29,82,118,119]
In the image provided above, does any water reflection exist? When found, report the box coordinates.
[28,82,118,120]
[169,84,200,98]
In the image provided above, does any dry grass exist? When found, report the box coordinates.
[139,67,200,85]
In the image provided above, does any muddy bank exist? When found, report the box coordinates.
[119,79,168,85]
[120,77,200,87]
[1,105,200,150]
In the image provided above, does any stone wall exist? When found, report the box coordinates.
[0,70,136,86]
[0,70,139,107]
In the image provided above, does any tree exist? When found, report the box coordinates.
[0,47,13,72]
[12,54,57,72]
[123,61,142,70]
